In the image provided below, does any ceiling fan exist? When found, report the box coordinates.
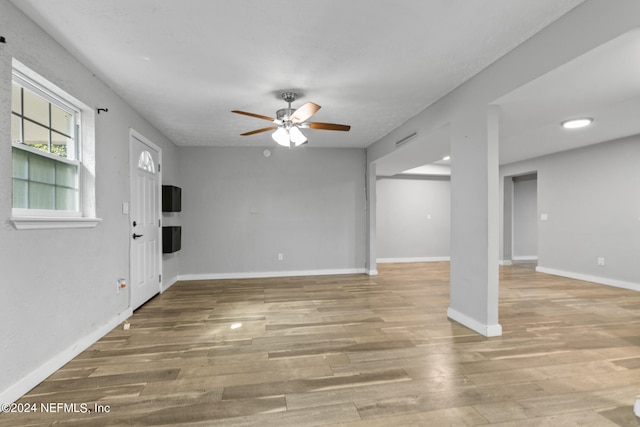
[232,92,351,148]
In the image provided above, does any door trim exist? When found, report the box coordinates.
[129,128,163,309]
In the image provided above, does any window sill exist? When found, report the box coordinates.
[10,216,103,230]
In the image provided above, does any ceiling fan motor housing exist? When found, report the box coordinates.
[276,108,295,127]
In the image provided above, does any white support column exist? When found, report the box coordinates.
[365,160,378,276]
[501,176,514,265]
[447,106,501,337]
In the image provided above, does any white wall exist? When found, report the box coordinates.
[376,176,450,262]
[177,147,367,278]
[512,175,538,259]
[0,0,179,402]
[501,136,640,289]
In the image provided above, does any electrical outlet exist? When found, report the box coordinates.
[117,278,127,293]
[278,253,284,261]
[597,257,605,266]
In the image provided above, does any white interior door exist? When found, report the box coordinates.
[130,133,162,310]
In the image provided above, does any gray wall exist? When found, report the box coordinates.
[501,135,640,288]
[177,147,367,277]
[0,0,179,401]
[512,175,538,259]
[376,176,450,261]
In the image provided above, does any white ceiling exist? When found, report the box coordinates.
[375,26,640,175]
[497,27,640,165]
[11,0,590,154]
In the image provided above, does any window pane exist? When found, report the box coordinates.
[23,89,49,126]
[29,182,55,210]
[23,120,50,152]
[12,147,28,180]
[12,179,28,209]
[11,114,21,144]
[29,154,55,184]
[51,131,70,158]
[11,82,21,113]
[51,104,73,136]
[12,69,83,215]
[56,187,78,211]
[138,150,155,173]
[55,162,78,189]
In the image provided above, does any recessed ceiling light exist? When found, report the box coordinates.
[561,118,593,129]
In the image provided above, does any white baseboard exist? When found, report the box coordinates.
[535,266,640,292]
[179,268,367,281]
[513,256,538,261]
[366,269,379,276]
[161,276,179,293]
[499,260,513,266]
[447,307,502,337]
[0,309,132,404]
[377,257,450,264]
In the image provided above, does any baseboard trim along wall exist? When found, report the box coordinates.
[178,268,367,281]
[0,309,133,405]
[162,276,179,293]
[512,256,538,261]
[447,307,503,337]
[377,257,450,264]
[535,266,640,292]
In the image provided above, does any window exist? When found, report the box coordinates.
[10,60,100,229]
[12,75,80,213]
[138,150,156,173]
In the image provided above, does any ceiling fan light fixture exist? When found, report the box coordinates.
[561,118,593,129]
[233,91,350,147]
[289,126,307,146]
[272,127,290,147]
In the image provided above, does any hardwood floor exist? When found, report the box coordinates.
[2,262,640,426]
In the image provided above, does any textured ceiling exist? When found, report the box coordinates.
[12,0,586,150]
[496,27,640,165]
[375,27,640,174]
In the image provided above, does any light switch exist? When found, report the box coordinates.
[540,213,548,221]
[122,202,129,215]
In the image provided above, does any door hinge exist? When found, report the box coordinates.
[159,219,161,227]
[158,164,161,172]
[159,274,162,283]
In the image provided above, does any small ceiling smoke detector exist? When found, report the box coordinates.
[561,118,593,129]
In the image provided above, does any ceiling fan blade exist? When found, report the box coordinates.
[241,126,277,136]
[291,102,321,124]
[232,110,275,122]
[308,122,351,132]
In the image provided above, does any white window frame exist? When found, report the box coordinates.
[9,59,101,230]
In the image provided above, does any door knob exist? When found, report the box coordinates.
[132,221,137,227]
[132,233,144,239]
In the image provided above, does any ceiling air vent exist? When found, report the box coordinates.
[395,132,417,148]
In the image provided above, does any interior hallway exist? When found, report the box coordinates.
[2,263,639,426]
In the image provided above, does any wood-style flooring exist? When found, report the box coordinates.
[2,262,640,426]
